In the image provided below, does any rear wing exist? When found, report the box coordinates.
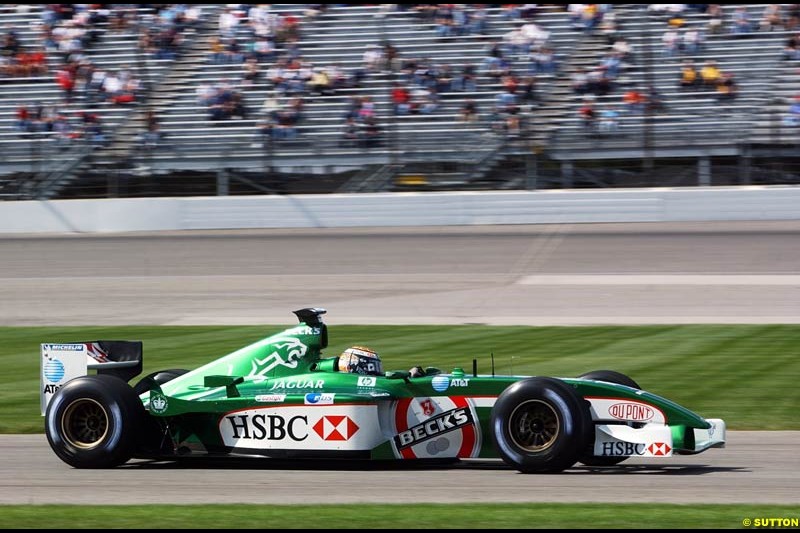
[40,341,143,414]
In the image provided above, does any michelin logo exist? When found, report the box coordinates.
[45,344,85,351]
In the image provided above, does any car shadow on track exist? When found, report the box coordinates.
[566,464,749,476]
[121,458,746,476]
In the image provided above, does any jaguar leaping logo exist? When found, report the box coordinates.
[249,336,309,376]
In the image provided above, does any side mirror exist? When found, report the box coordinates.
[204,375,244,398]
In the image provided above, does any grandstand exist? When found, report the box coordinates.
[1,4,800,199]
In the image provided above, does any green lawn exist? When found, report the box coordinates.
[3,324,799,433]
[0,503,797,529]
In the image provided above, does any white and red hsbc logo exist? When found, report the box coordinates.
[608,402,654,422]
[219,406,381,450]
[648,442,671,456]
[312,415,359,441]
[598,441,673,457]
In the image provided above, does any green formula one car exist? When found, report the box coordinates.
[41,308,725,473]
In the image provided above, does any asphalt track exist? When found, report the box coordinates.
[3,220,800,326]
[2,220,799,505]
[0,433,797,504]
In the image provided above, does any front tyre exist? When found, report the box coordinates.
[491,377,590,473]
[577,370,640,390]
[45,374,144,468]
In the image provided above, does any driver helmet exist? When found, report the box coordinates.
[338,346,383,376]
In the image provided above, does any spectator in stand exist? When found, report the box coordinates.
[501,5,523,21]
[599,106,620,132]
[261,92,281,121]
[579,98,596,132]
[392,82,411,115]
[518,76,537,108]
[340,117,359,147]
[760,5,783,32]
[305,4,327,20]
[242,57,261,87]
[586,66,612,96]
[571,67,589,95]
[662,26,680,56]
[600,52,622,79]
[530,46,557,75]
[623,88,646,114]
[707,4,725,34]
[383,41,399,72]
[209,37,225,64]
[15,104,32,133]
[612,38,633,62]
[251,37,275,61]
[55,65,75,102]
[363,44,382,71]
[308,67,333,96]
[683,26,703,54]
[783,35,799,60]
[360,117,382,148]
[578,4,603,33]
[458,63,477,92]
[679,60,699,89]
[787,5,800,31]
[17,47,48,77]
[599,11,619,45]
[419,87,439,114]
[436,64,454,93]
[700,60,721,89]
[434,4,454,38]
[505,110,521,138]
[715,73,738,101]
[218,7,239,38]
[141,109,161,148]
[460,99,478,123]
[782,96,800,126]
[504,25,529,59]
[469,6,488,35]
[731,7,753,35]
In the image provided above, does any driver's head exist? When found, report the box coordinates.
[338,346,383,376]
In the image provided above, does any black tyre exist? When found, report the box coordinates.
[133,368,189,396]
[577,370,640,390]
[491,377,591,473]
[577,370,640,467]
[45,374,145,468]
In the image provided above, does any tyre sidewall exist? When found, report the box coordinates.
[491,377,589,473]
[45,375,142,468]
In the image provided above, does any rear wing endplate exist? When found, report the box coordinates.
[40,341,142,414]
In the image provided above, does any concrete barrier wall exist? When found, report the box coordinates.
[1,187,799,233]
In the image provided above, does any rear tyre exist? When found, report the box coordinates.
[133,368,189,396]
[491,377,590,473]
[577,370,641,467]
[45,375,144,468]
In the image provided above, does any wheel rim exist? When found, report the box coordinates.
[61,398,109,449]
[508,399,560,452]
